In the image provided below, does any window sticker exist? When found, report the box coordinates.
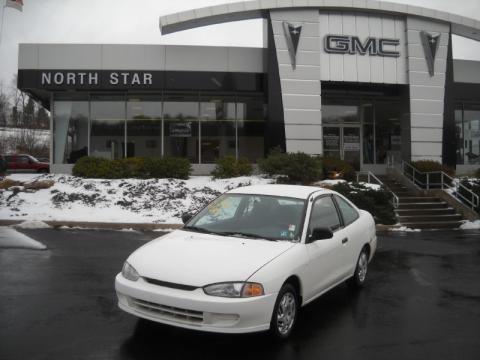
[288,224,296,232]
[280,231,289,238]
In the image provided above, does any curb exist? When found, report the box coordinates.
[0,220,182,231]
[0,219,401,232]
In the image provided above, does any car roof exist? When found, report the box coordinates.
[228,184,331,200]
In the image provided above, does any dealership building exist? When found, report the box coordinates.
[17,0,480,174]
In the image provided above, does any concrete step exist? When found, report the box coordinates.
[397,214,463,222]
[395,208,456,216]
[397,202,449,209]
[400,221,463,229]
[398,197,442,203]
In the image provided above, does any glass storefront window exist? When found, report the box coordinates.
[127,97,162,158]
[52,93,268,166]
[456,105,480,165]
[237,97,266,162]
[375,102,401,164]
[362,104,374,164]
[53,101,89,164]
[200,99,236,163]
[323,105,359,124]
[90,97,126,160]
[163,98,199,163]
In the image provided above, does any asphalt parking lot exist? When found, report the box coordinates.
[1,228,480,360]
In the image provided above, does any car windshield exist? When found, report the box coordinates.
[185,193,306,241]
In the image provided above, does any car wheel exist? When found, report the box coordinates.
[348,248,369,289]
[270,283,298,339]
[38,168,49,173]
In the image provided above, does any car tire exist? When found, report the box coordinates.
[38,168,49,174]
[270,283,298,339]
[347,248,369,289]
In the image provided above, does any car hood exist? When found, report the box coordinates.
[128,230,296,287]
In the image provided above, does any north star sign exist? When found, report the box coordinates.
[40,71,153,86]
[324,35,400,57]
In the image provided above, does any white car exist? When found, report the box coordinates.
[115,184,377,338]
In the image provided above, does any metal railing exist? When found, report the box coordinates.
[400,161,479,211]
[355,171,400,208]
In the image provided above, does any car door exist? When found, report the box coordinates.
[5,155,16,172]
[303,194,349,300]
[333,194,362,278]
[15,155,31,172]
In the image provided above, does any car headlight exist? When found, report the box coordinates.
[203,282,264,298]
[122,261,139,281]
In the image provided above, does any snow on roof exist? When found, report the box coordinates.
[228,184,328,199]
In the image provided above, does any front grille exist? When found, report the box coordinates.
[143,277,198,291]
[131,298,204,325]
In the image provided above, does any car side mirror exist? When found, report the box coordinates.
[307,227,333,243]
[181,213,193,224]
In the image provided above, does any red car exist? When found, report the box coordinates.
[4,154,49,173]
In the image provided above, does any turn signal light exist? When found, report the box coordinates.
[242,283,264,297]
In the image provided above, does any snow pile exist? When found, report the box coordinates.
[14,220,51,229]
[390,226,421,232]
[315,179,381,191]
[460,220,480,230]
[315,179,347,186]
[0,227,47,250]
[0,174,272,224]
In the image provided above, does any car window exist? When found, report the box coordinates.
[334,195,359,226]
[189,194,306,241]
[195,195,243,226]
[17,156,29,164]
[5,156,13,163]
[308,196,341,232]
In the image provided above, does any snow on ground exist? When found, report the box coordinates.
[0,174,273,224]
[390,226,421,232]
[0,227,47,250]
[315,179,347,186]
[460,220,480,230]
[358,182,381,191]
[14,220,51,229]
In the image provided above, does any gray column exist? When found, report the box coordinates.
[270,9,322,155]
[406,17,450,163]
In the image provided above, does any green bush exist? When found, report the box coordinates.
[144,156,191,179]
[211,156,253,179]
[330,182,397,225]
[409,160,455,188]
[411,160,455,176]
[72,156,191,179]
[321,156,356,181]
[119,157,146,178]
[72,157,124,179]
[259,148,323,184]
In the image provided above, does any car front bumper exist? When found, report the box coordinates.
[115,273,277,334]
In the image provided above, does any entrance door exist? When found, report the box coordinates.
[323,126,361,170]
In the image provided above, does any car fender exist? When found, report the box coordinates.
[246,243,309,302]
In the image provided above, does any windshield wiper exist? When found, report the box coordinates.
[182,226,217,234]
[217,231,277,241]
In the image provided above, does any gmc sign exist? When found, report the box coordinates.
[324,35,400,57]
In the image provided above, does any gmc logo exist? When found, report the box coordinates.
[324,35,400,57]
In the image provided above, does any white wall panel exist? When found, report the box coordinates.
[318,11,407,84]
[369,16,384,83]
[355,14,371,82]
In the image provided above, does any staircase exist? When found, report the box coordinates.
[378,175,464,229]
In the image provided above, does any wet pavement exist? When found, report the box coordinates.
[0,228,479,360]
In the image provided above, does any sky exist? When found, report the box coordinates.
[1,0,480,90]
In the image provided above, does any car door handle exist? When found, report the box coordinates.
[342,237,348,244]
